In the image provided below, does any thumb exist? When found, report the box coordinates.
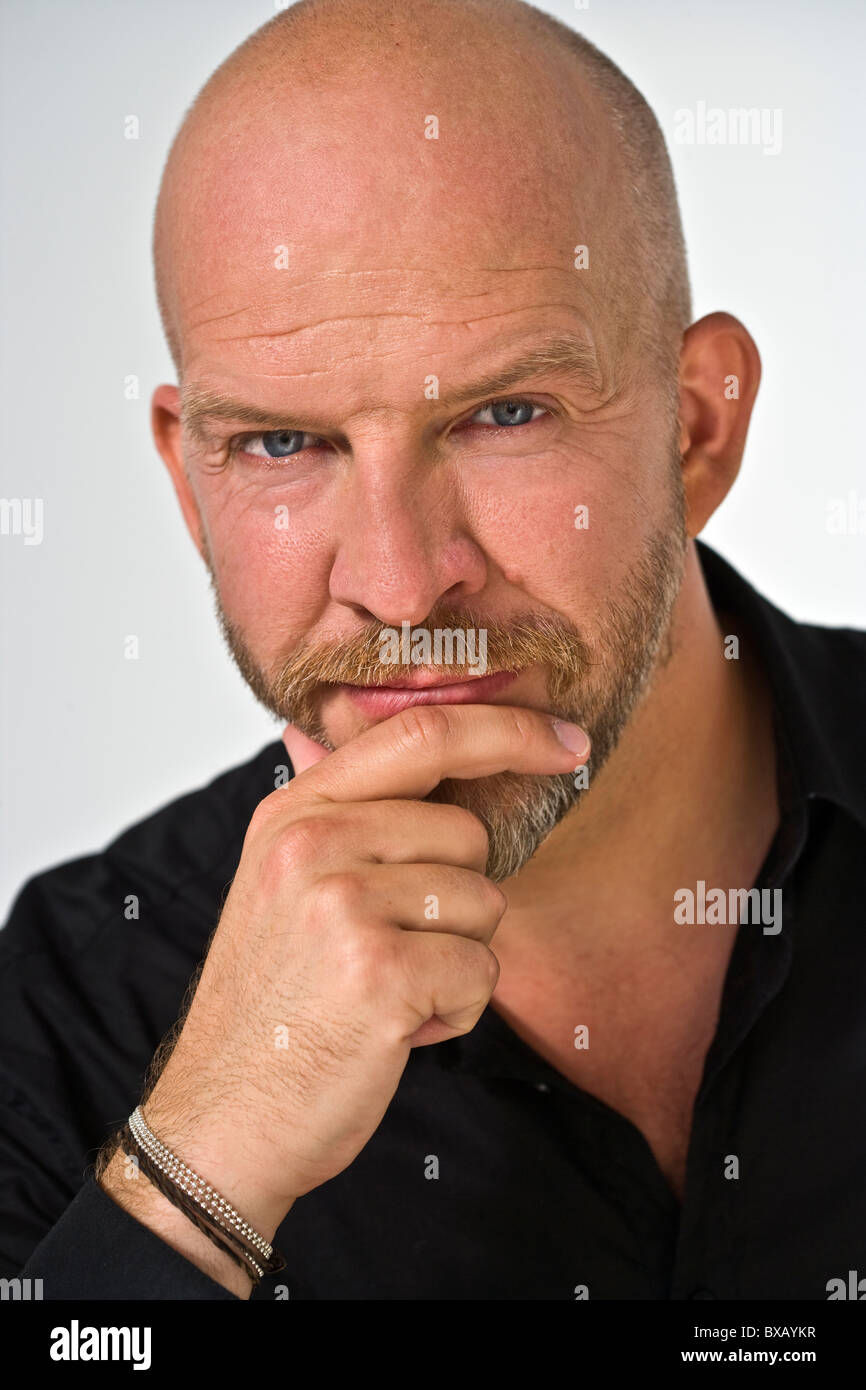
[281,723,333,777]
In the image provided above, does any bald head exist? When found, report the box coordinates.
[152,0,690,387]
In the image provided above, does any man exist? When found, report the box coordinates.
[2,0,864,1301]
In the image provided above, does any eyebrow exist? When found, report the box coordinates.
[180,331,604,442]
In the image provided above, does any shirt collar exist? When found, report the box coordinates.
[696,540,866,833]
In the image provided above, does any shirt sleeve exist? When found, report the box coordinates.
[0,853,245,1301]
[0,1069,240,1300]
[16,1172,241,1300]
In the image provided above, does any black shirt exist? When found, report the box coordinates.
[2,541,865,1300]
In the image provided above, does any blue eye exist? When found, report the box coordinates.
[244,429,313,459]
[230,396,547,467]
[472,400,545,427]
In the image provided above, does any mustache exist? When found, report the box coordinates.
[270,606,594,710]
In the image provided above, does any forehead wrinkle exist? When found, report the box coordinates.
[183,263,579,338]
[202,309,426,341]
[203,301,598,350]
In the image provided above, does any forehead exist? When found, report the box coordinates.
[165,42,625,385]
[182,265,601,382]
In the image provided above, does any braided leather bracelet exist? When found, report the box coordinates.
[118,1123,263,1282]
[119,1108,286,1285]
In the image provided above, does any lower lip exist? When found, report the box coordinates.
[339,670,520,716]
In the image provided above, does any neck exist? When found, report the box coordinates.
[495,543,779,970]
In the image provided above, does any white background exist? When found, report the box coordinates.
[1,0,864,921]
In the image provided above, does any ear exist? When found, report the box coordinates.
[677,311,761,536]
[151,383,208,561]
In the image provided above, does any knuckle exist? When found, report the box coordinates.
[313,870,367,919]
[391,703,452,758]
[446,936,500,993]
[265,815,331,876]
[450,806,490,860]
[481,878,508,918]
[246,790,284,836]
[481,943,501,988]
[331,922,400,994]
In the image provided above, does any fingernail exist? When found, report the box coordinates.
[552,720,590,760]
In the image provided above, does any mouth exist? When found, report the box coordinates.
[336,669,521,716]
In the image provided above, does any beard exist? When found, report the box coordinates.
[202,445,688,883]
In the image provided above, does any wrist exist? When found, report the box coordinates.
[99,1145,256,1299]
[136,1092,295,1242]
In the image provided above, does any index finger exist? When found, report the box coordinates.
[293,702,590,805]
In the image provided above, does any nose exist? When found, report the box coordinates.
[327,446,488,626]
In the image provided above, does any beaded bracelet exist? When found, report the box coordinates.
[119,1123,264,1282]
[121,1106,286,1285]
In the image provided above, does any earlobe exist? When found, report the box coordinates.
[151,384,207,560]
[677,311,762,536]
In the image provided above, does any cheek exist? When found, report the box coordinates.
[201,492,332,650]
[462,444,661,618]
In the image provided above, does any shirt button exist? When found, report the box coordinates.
[535,1082,550,1092]
[689,1288,716,1299]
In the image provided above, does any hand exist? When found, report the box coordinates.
[141,703,589,1238]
